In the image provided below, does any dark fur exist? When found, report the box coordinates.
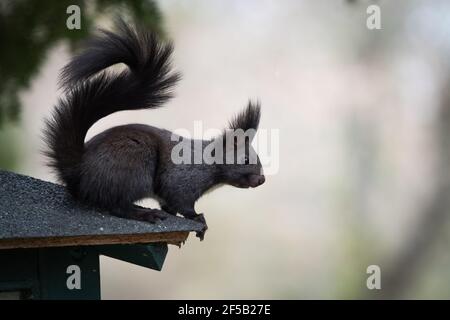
[43,20,265,239]
[229,102,261,131]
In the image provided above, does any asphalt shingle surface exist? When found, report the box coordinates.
[0,170,203,240]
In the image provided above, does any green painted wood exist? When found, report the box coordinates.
[38,247,100,300]
[98,243,168,271]
[0,243,168,299]
[0,249,39,299]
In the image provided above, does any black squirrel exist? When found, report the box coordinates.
[43,20,265,240]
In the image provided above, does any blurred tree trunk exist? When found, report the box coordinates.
[379,76,450,299]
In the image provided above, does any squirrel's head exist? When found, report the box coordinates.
[217,101,265,189]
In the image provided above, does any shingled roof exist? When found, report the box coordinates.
[0,170,203,249]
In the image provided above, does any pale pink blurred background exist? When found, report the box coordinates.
[4,0,450,298]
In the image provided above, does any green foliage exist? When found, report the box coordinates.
[0,0,164,127]
[0,124,21,170]
[0,0,165,169]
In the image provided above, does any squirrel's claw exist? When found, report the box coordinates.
[193,213,208,241]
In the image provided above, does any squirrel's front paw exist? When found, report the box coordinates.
[193,213,208,241]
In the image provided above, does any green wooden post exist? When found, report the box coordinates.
[0,248,39,299]
[38,246,101,299]
[0,243,168,299]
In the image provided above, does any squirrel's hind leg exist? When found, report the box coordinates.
[161,204,178,216]
[110,205,167,224]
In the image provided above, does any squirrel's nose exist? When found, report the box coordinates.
[258,175,265,186]
[248,174,265,187]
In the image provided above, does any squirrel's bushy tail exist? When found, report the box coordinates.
[43,19,180,195]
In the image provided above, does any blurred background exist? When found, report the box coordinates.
[1,0,450,299]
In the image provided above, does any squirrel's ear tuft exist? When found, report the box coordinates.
[229,100,261,131]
